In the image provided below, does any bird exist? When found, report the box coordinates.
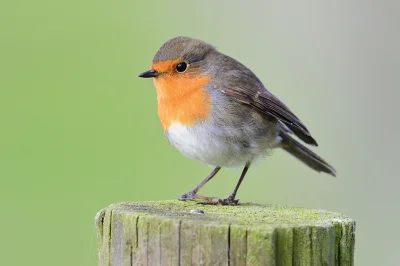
[139,36,336,205]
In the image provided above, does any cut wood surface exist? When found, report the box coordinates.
[96,201,355,266]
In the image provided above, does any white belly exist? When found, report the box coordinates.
[165,123,269,167]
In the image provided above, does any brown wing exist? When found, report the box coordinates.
[215,67,318,146]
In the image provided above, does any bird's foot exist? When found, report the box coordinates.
[178,191,221,204]
[218,195,240,205]
[197,195,240,206]
[178,191,197,201]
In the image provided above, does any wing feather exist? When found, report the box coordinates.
[216,73,318,146]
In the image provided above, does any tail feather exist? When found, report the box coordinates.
[280,131,336,177]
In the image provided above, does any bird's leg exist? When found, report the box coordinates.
[218,162,251,205]
[178,166,221,202]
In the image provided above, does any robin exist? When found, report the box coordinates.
[139,36,336,205]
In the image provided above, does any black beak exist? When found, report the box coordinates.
[138,69,159,78]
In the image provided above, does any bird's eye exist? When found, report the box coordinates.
[176,62,187,72]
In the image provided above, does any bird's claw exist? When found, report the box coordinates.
[179,192,240,205]
[178,191,198,201]
[178,192,223,205]
[219,196,240,205]
[197,196,240,206]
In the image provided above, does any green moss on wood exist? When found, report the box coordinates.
[276,227,293,266]
[106,200,352,227]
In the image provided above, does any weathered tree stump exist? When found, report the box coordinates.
[96,201,355,266]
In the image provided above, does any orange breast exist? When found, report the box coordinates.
[151,60,212,130]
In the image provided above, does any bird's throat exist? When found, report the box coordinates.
[154,74,211,130]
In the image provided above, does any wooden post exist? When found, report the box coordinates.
[96,201,355,266]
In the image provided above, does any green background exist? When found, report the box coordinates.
[1,1,398,265]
